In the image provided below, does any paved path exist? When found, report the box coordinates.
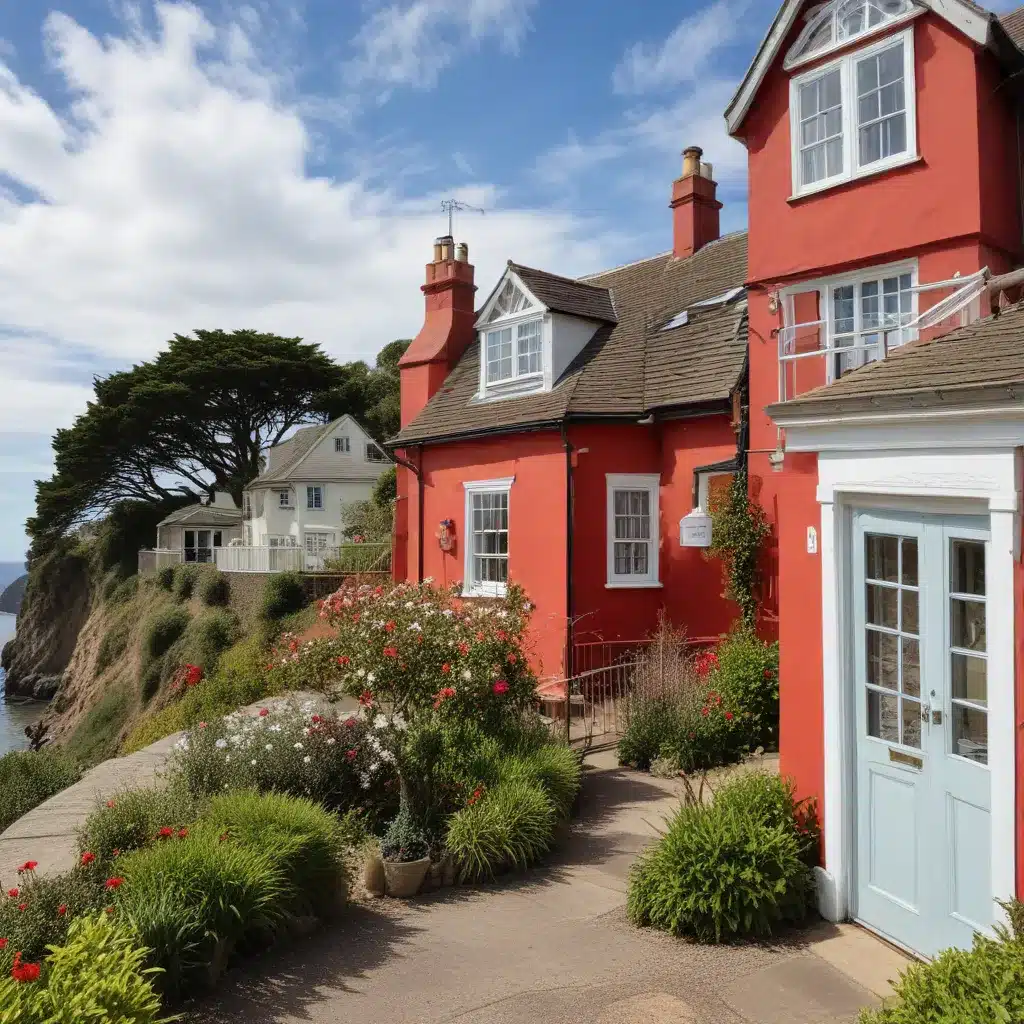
[0,691,332,886]
[185,750,910,1024]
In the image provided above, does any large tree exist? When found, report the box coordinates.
[28,330,406,552]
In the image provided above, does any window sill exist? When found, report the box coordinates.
[605,581,663,590]
[788,153,922,203]
[462,589,507,600]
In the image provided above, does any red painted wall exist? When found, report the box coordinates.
[1015,555,1024,897]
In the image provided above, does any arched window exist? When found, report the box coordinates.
[785,0,916,68]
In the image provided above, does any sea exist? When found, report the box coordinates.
[0,613,40,756]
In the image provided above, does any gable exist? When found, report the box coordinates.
[476,270,543,327]
[725,0,991,135]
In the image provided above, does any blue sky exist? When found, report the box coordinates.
[0,0,777,562]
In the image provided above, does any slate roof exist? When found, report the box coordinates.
[393,231,749,445]
[157,503,242,528]
[255,424,327,484]
[509,263,618,323]
[766,302,1024,419]
[999,5,1024,47]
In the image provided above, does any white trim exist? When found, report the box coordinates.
[462,476,514,598]
[807,435,1018,945]
[474,269,543,329]
[789,28,918,199]
[724,0,989,136]
[606,473,661,587]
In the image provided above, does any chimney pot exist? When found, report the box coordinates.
[433,240,443,262]
[671,146,722,259]
[456,242,469,263]
[682,146,703,177]
[437,234,454,261]
[700,161,713,180]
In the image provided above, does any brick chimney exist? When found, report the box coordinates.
[398,235,477,428]
[670,146,722,259]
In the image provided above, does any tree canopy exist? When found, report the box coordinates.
[28,330,410,554]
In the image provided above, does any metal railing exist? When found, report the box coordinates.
[215,546,304,573]
[137,548,183,574]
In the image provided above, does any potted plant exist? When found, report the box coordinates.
[381,805,431,898]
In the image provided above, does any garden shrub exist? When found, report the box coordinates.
[96,615,133,675]
[860,907,1024,1024]
[204,790,348,917]
[77,784,205,864]
[0,862,106,963]
[155,565,175,592]
[627,772,818,943]
[505,744,582,820]
[171,564,203,602]
[142,607,190,665]
[0,914,168,1024]
[101,569,138,607]
[260,572,306,621]
[66,685,131,765]
[139,661,163,703]
[177,610,240,673]
[446,778,556,880]
[381,802,429,863]
[714,628,779,749]
[0,749,81,832]
[198,570,230,607]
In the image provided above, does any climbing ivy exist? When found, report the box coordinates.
[707,470,771,628]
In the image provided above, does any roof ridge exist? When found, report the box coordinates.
[510,262,611,293]
[578,250,669,282]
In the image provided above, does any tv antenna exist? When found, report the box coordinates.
[441,198,485,237]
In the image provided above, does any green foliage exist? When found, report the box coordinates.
[0,914,169,1024]
[260,572,306,621]
[91,499,191,581]
[707,469,771,628]
[339,499,394,545]
[506,744,581,820]
[197,570,229,607]
[104,573,139,607]
[155,566,175,592]
[714,628,779,749]
[372,466,397,505]
[143,607,190,664]
[381,803,429,863]
[0,749,82,832]
[446,778,556,881]
[66,685,132,765]
[861,924,1024,1023]
[627,773,818,943]
[176,610,240,674]
[171,565,201,602]
[78,784,205,864]
[0,865,105,963]
[96,615,133,675]
[203,790,348,917]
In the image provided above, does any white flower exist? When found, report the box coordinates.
[303,728,311,736]
[442,609,454,617]
[225,755,231,762]
[359,773,371,789]
[369,760,380,773]
[303,755,312,764]
[326,737,336,746]
[215,739,228,749]
[408,622,422,631]
[462,669,472,681]
[269,724,282,733]
[367,672,376,683]
[381,750,396,764]
[356,669,366,678]
[373,714,388,730]
[251,759,257,766]
[392,712,407,731]
[293,742,304,750]
[265,744,274,751]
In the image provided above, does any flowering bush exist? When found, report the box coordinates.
[712,628,780,749]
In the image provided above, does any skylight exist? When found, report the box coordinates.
[690,286,745,308]
[661,310,689,332]
[785,0,916,68]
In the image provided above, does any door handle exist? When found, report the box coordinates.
[932,709,943,726]
[920,704,943,725]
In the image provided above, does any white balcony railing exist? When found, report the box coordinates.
[215,546,304,573]
[138,548,184,574]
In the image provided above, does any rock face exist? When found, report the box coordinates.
[0,574,27,615]
[1,550,93,701]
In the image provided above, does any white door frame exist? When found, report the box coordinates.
[781,416,1021,944]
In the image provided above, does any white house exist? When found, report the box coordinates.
[242,414,391,569]
[154,492,243,563]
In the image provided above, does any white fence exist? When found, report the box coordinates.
[215,546,304,573]
[138,548,183,574]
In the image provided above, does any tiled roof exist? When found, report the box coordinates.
[157,503,242,527]
[509,263,617,323]
[767,303,1024,418]
[255,424,327,483]
[393,232,749,444]
[999,4,1024,47]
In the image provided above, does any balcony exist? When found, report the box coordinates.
[213,542,392,575]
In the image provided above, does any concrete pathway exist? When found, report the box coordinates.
[184,750,911,1024]
[0,691,332,887]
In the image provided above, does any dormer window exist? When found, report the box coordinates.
[485,319,543,385]
[785,0,917,70]
[485,279,533,322]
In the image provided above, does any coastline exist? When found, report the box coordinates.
[1,613,41,754]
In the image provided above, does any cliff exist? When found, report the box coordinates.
[0,574,28,614]
[1,548,94,700]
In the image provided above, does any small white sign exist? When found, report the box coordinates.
[681,508,713,548]
[807,526,818,555]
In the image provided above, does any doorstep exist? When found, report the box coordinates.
[804,920,911,1001]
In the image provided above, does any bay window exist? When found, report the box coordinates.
[463,478,513,597]
[606,474,661,588]
[790,28,916,196]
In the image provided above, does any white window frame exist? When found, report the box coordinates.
[335,436,350,453]
[463,477,514,598]
[306,485,324,510]
[481,312,545,389]
[365,442,389,463]
[789,27,917,199]
[606,474,662,589]
[277,489,293,509]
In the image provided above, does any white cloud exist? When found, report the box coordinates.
[344,0,536,92]
[612,0,746,95]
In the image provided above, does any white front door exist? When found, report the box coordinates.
[853,510,992,957]
[304,532,331,570]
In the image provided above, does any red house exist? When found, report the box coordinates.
[731,0,1024,957]
[391,153,748,681]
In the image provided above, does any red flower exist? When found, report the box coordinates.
[112,850,120,858]
[106,800,116,809]
[259,708,269,717]
[17,861,37,874]
[105,906,115,915]
[184,663,203,687]
[6,889,17,899]
[358,690,375,707]
[475,631,485,642]
[507,653,517,665]
[492,680,509,696]
[701,707,709,717]
[695,651,719,678]
[346,749,358,761]
[57,905,67,916]
[219,832,229,843]
[344,716,357,728]
[442,663,451,674]
[337,655,350,666]
[352,613,361,623]
[105,877,125,890]
[496,629,508,642]
[311,714,322,724]
[0,938,6,949]
[178,828,189,839]
[383,646,399,658]
[157,827,174,840]
[81,852,96,866]
[763,668,774,679]
[10,953,40,983]
[688,731,696,740]
[457,642,470,656]
[433,686,457,709]
[384,620,396,633]
[17,904,26,912]
[288,640,299,653]
[198,722,207,729]
[725,712,734,721]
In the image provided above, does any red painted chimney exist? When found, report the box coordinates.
[670,146,722,259]
[398,236,477,428]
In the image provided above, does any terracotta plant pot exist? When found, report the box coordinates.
[362,851,386,897]
[384,856,431,898]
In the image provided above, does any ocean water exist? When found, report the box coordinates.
[0,613,41,756]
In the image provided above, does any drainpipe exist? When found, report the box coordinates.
[389,447,425,583]
[561,421,575,743]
